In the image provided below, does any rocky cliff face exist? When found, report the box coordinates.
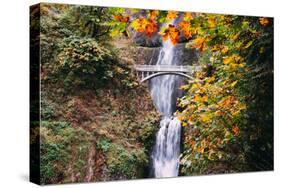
[115,38,199,66]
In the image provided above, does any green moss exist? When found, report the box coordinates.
[40,121,92,184]
[139,115,159,153]
[106,144,148,179]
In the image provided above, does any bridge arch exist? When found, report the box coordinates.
[140,72,195,83]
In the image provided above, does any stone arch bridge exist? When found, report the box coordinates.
[134,65,201,83]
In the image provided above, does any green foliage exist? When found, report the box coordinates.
[41,93,55,120]
[106,144,148,179]
[139,115,159,152]
[56,36,116,89]
[58,6,112,39]
[40,121,92,184]
[97,138,111,152]
[40,14,61,66]
[40,4,137,91]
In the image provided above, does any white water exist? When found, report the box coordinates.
[150,35,182,178]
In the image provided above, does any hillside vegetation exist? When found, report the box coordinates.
[32,4,160,184]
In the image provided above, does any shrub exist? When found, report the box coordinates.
[97,138,111,152]
[139,115,159,152]
[106,144,148,179]
[56,36,116,89]
[40,121,92,184]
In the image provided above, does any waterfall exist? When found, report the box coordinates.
[149,32,182,178]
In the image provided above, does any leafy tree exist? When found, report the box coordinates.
[176,15,273,174]
[40,4,136,91]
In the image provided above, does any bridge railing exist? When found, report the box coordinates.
[134,64,201,73]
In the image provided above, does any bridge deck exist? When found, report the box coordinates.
[134,65,200,73]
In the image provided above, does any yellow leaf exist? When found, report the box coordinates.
[110,29,119,37]
[208,17,216,28]
[223,54,242,65]
[221,46,229,54]
[231,33,240,41]
[177,115,185,121]
[230,63,239,69]
[200,114,211,123]
[239,63,245,68]
[223,56,232,65]
[149,10,159,20]
[207,76,215,83]
[184,12,193,21]
[166,11,178,21]
[244,40,253,49]
[192,37,206,52]
[180,85,189,90]
[208,149,215,160]
[230,80,238,87]
[182,122,187,127]
[194,95,202,102]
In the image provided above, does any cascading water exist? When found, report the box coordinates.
[149,27,183,178]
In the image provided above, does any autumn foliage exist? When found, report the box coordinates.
[110,9,273,174]
[176,14,273,174]
[131,18,158,37]
[114,15,129,23]
[159,24,180,45]
[166,11,178,21]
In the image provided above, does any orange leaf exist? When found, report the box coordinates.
[131,18,158,37]
[188,117,193,125]
[259,17,270,26]
[149,10,159,20]
[179,21,192,40]
[114,15,129,23]
[179,20,190,29]
[160,24,180,45]
[232,125,240,136]
[166,11,178,21]
[184,12,193,21]
[192,37,206,51]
